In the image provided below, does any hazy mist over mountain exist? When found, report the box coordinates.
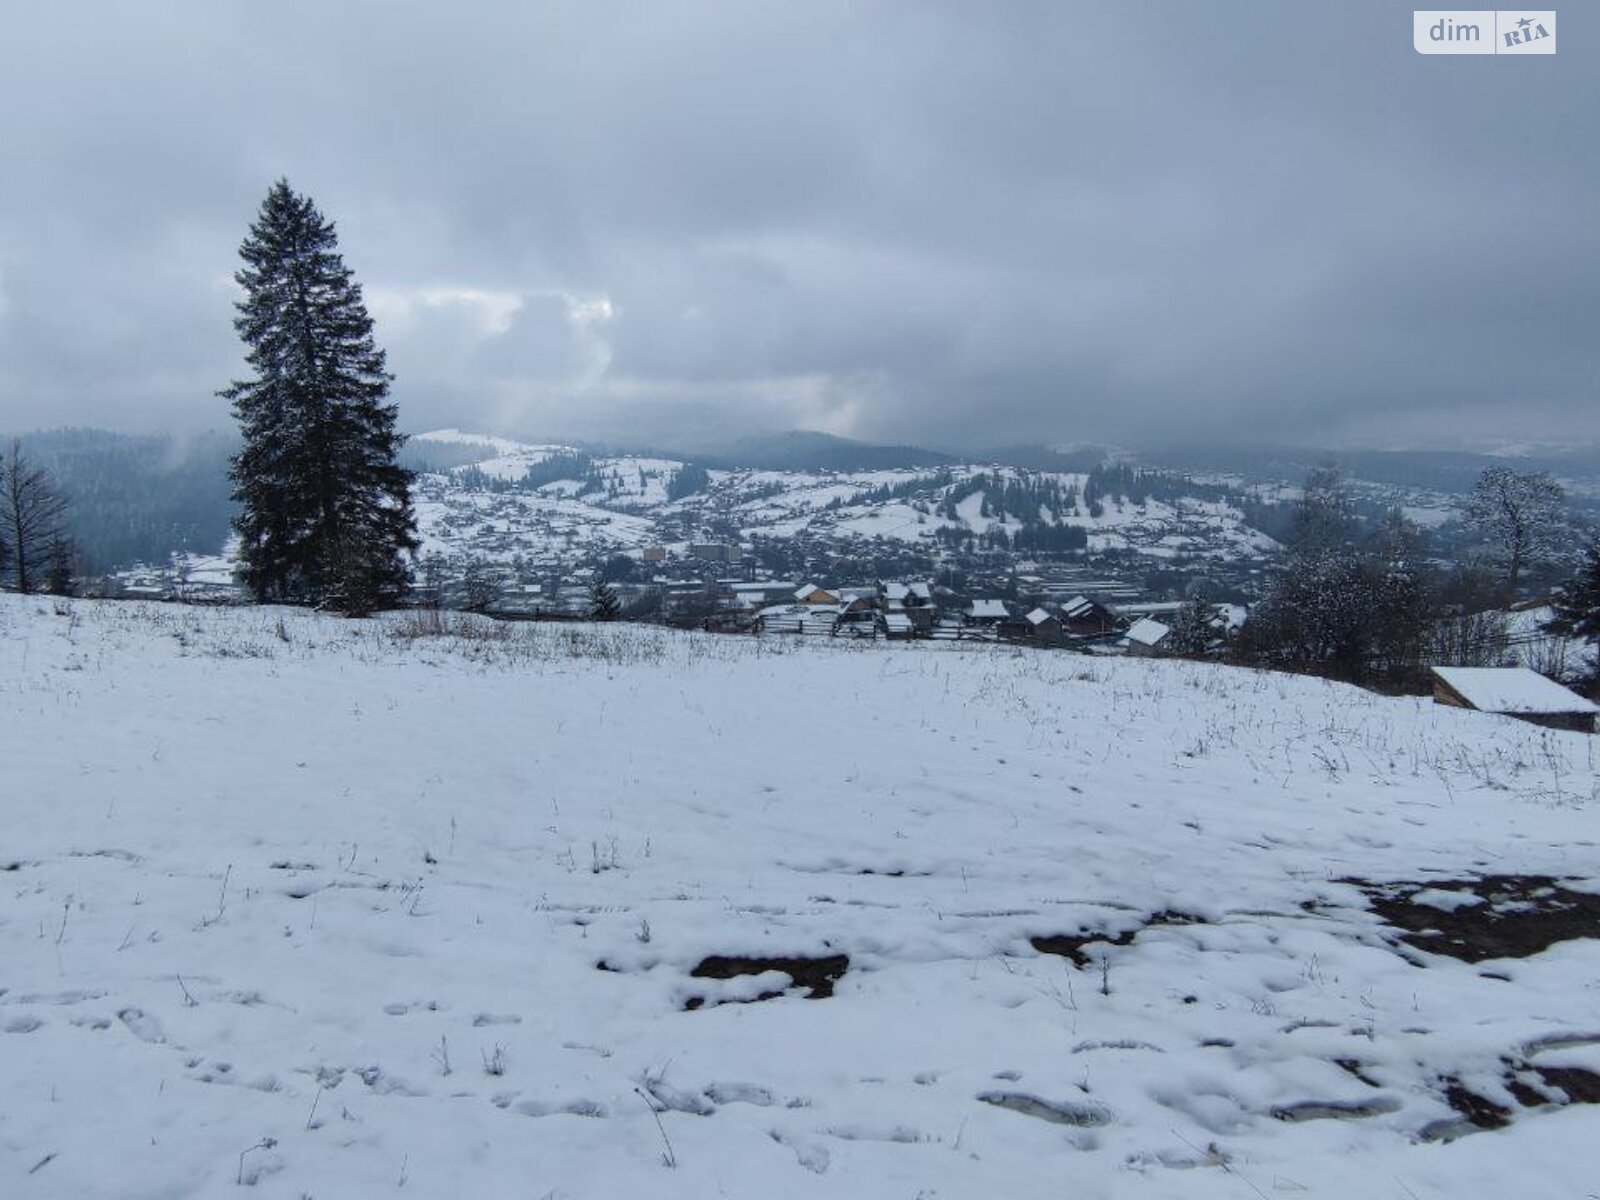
[1,3,1594,453]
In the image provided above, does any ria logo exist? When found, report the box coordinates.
[1413,10,1556,54]
[1501,12,1552,47]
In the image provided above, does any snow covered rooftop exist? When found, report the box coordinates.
[1125,617,1171,647]
[969,599,1009,619]
[1025,607,1056,625]
[1430,666,1599,715]
[731,580,795,594]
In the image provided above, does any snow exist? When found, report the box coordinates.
[1431,666,1599,715]
[1125,616,1170,647]
[412,428,532,457]
[3,595,1598,1198]
[1411,889,1487,913]
[397,434,1286,568]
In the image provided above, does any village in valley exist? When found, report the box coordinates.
[110,429,1598,712]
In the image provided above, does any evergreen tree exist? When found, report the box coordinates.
[590,581,622,621]
[667,463,711,501]
[1165,594,1217,656]
[221,180,417,612]
[1546,541,1600,643]
[44,535,78,597]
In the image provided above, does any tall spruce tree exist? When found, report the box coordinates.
[1546,541,1600,644]
[222,180,417,613]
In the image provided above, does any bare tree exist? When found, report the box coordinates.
[0,440,70,594]
[1465,467,1566,596]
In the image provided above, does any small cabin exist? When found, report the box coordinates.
[1060,595,1119,637]
[793,583,840,606]
[1024,607,1063,642]
[1123,617,1171,656]
[967,598,1011,625]
[1430,666,1597,733]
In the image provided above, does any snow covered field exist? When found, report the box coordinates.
[3,596,1597,1198]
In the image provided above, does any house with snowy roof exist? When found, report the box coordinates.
[1022,606,1064,643]
[1429,666,1597,733]
[1059,594,1120,638]
[836,587,879,614]
[1122,617,1171,655]
[724,581,798,610]
[967,598,1011,625]
[881,612,915,639]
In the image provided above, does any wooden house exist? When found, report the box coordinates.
[1430,666,1597,733]
[881,612,915,640]
[1122,617,1171,655]
[1059,595,1120,638]
[968,598,1011,625]
[1024,607,1064,643]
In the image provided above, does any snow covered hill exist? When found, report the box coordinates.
[407,429,1279,574]
[3,595,1597,1198]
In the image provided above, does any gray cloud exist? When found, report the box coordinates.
[0,2,1593,450]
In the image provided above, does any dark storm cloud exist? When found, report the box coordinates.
[0,2,1593,450]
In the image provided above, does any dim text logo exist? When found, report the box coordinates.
[1414,10,1556,53]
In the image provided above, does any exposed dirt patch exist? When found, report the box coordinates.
[1031,910,1207,967]
[1344,875,1600,963]
[1334,1058,1382,1088]
[683,953,850,1010]
[1440,1078,1511,1129]
[1530,1065,1600,1105]
[1272,1097,1400,1122]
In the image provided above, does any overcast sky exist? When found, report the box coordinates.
[0,2,1593,452]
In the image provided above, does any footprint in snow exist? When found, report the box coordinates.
[117,1008,166,1044]
[4,1016,44,1034]
[769,1130,830,1174]
[5,988,106,1005]
[978,1091,1113,1128]
[641,1076,715,1116]
[823,1123,926,1144]
[705,1082,777,1107]
[512,1098,607,1119]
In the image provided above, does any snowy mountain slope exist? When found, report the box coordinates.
[407,430,1278,571]
[2,596,1597,1198]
